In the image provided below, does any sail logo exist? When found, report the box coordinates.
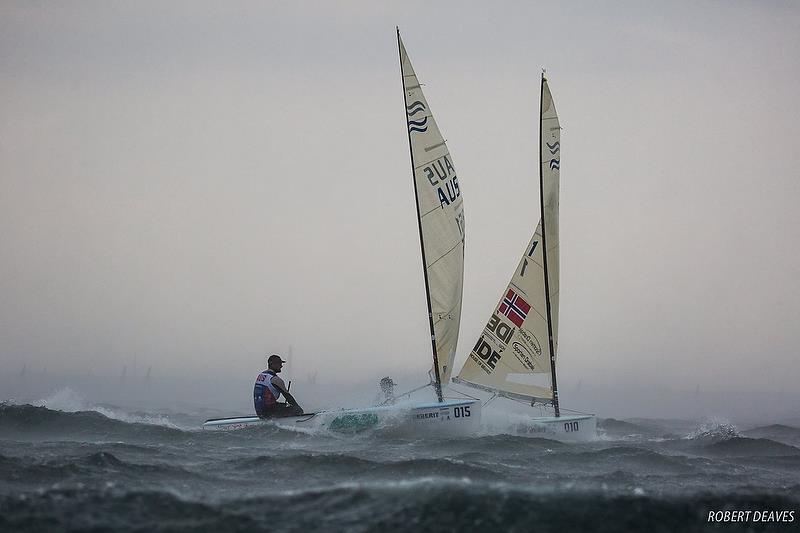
[511,341,536,371]
[406,100,426,116]
[407,100,428,133]
[546,141,560,154]
[472,336,501,370]
[516,328,543,357]
[499,289,530,328]
[486,313,513,344]
[549,159,560,170]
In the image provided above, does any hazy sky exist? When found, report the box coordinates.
[2,1,799,397]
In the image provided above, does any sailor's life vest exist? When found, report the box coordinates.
[253,370,281,409]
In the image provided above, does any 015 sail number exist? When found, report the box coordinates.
[453,406,471,418]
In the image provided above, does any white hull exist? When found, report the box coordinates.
[203,399,481,435]
[497,414,597,442]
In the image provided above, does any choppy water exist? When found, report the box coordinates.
[1,393,798,532]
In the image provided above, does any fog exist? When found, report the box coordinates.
[2,2,799,421]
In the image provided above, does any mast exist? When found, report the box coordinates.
[397,28,444,402]
[539,73,560,416]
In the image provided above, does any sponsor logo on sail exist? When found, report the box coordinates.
[408,117,428,133]
[499,289,530,328]
[472,336,501,371]
[512,341,536,371]
[406,100,426,116]
[517,328,543,357]
[407,101,428,133]
[486,313,513,344]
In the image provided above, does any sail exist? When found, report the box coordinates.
[399,33,465,387]
[456,76,560,402]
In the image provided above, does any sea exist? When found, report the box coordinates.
[1,390,798,533]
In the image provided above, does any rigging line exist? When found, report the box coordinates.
[394,381,433,400]
[483,393,499,407]
[505,394,552,407]
[445,387,480,401]
[426,241,462,270]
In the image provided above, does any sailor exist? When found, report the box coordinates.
[253,355,303,418]
[379,376,396,405]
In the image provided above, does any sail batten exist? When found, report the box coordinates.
[456,76,561,406]
[398,31,466,398]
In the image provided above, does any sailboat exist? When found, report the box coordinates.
[451,74,596,441]
[204,30,480,433]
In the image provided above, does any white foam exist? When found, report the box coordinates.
[684,417,740,440]
[31,387,179,429]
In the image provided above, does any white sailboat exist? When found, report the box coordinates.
[452,74,596,441]
[204,30,480,433]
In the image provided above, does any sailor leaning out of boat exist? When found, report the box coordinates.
[253,355,303,418]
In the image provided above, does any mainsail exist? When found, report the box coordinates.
[398,30,465,401]
[455,75,561,413]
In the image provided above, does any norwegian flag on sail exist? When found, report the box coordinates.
[498,289,530,328]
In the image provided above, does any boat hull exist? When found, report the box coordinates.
[502,414,597,442]
[203,399,481,435]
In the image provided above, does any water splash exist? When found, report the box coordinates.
[684,418,740,440]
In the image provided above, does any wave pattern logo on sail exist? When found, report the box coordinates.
[406,101,426,116]
[549,159,560,170]
[407,100,428,133]
[546,141,560,154]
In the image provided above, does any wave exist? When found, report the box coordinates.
[598,418,667,439]
[30,388,180,428]
[0,450,202,489]
[539,445,699,476]
[1,485,797,533]
[0,404,187,441]
[222,453,500,483]
[743,424,800,446]
[701,437,800,457]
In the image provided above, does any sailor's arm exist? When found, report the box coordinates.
[271,377,302,409]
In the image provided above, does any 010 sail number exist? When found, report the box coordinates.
[564,421,580,432]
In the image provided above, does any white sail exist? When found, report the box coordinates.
[399,33,465,387]
[456,77,560,402]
